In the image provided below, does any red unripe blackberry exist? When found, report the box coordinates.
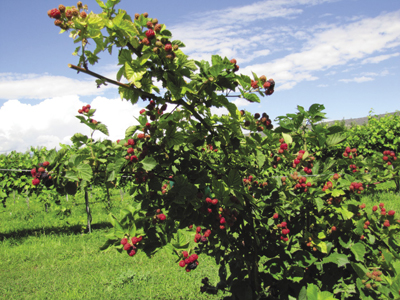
[127,147,135,154]
[211,198,218,205]
[146,21,153,29]
[145,29,155,39]
[219,225,225,230]
[157,213,166,221]
[281,222,287,227]
[43,161,49,167]
[131,237,139,244]
[280,143,288,150]
[121,238,128,245]
[123,243,132,251]
[141,38,150,46]
[32,178,40,185]
[207,208,212,213]
[230,59,237,64]
[128,139,135,145]
[282,229,290,235]
[200,236,208,243]
[383,220,390,227]
[130,155,138,162]
[31,168,37,177]
[273,213,279,219]
[331,226,336,231]
[204,230,211,237]
[48,8,61,19]
[388,210,395,216]
[183,251,188,258]
[80,11,87,18]
[164,44,172,52]
[263,81,271,89]
[251,80,259,89]
[179,260,186,267]
[379,203,384,208]
[220,217,226,224]
[137,133,145,139]
[128,249,136,256]
[65,9,73,19]
[196,226,201,233]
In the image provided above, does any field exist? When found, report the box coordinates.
[1,183,399,300]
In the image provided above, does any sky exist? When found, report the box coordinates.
[0,0,399,153]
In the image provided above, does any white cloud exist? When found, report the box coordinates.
[361,52,400,64]
[0,73,113,100]
[0,96,144,153]
[317,84,328,87]
[241,10,400,89]
[171,0,338,62]
[339,76,374,83]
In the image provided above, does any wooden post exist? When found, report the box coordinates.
[85,189,92,233]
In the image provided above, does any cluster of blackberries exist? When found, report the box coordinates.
[342,147,357,159]
[31,162,51,186]
[139,100,167,122]
[121,236,142,257]
[293,176,312,193]
[349,182,363,194]
[178,252,199,272]
[194,226,211,243]
[382,150,397,166]
[47,2,88,30]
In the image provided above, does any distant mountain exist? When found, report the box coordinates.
[320,111,399,127]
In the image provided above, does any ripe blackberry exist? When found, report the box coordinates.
[187,262,198,270]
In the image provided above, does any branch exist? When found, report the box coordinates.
[69,64,216,136]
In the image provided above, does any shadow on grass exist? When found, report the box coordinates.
[0,221,113,241]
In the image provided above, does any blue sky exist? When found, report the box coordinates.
[0,0,399,152]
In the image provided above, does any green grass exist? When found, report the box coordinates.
[0,192,227,300]
[1,186,399,299]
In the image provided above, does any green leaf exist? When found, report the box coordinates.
[256,150,266,168]
[226,169,241,189]
[141,156,157,171]
[321,252,349,267]
[326,133,347,147]
[165,132,184,148]
[209,64,226,77]
[65,170,79,182]
[350,242,366,262]
[243,93,260,103]
[76,164,93,181]
[282,133,293,144]
[96,123,109,136]
[95,0,107,9]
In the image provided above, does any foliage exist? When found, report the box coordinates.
[27,1,400,299]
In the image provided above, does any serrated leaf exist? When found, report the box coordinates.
[350,242,366,262]
[141,156,157,171]
[96,123,109,136]
[321,252,349,267]
[256,150,266,168]
[243,93,260,103]
[282,132,293,144]
[76,164,93,181]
